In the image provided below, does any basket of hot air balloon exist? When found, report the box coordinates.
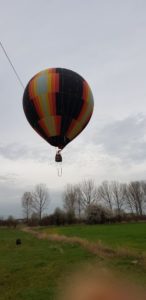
[23,68,94,162]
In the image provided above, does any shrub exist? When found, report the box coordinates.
[85,204,113,224]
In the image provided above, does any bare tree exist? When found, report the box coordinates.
[126,181,144,216]
[97,181,113,210]
[141,181,146,204]
[122,183,134,214]
[74,185,83,218]
[111,181,125,214]
[63,184,77,214]
[63,184,84,218]
[32,184,50,221]
[79,179,98,209]
[22,192,33,222]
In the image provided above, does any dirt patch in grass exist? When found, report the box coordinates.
[22,227,144,263]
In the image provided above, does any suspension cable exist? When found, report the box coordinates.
[0,40,24,89]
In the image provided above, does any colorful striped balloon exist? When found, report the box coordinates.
[23,68,94,150]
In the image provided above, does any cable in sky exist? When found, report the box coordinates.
[0,40,24,89]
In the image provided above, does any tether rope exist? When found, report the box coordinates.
[0,40,24,89]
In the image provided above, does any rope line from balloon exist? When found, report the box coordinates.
[0,40,24,89]
[57,164,62,177]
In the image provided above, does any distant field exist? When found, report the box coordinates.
[1,225,146,300]
[40,223,146,252]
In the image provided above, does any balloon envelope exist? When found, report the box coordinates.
[23,68,94,149]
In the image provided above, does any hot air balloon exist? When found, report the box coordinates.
[23,68,94,162]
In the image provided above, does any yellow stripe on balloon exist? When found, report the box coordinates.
[47,72,52,93]
[79,103,93,127]
[34,73,49,118]
[87,88,94,103]
[39,94,51,118]
[67,102,93,140]
[39,119,50,137]
[44,117,57,136]
[67,120,83,140]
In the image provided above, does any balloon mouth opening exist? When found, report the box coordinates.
[47,136,70,149]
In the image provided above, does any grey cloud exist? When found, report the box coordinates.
[1,114,146,166]
[0,143,51,162]
[96,114,146,163]
[0,173,18,183]
[0,185,24,218]
[0,143,27,160]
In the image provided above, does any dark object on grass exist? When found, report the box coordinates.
[16,238,21,246]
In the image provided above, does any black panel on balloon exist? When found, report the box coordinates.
[56,93,83,119]
[48,136,70,148]
[32,122,50,143]
[60,116,72,136]
[56,68,83,97]
[23,85,40,126]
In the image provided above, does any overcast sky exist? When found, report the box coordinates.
[0,0,146,217]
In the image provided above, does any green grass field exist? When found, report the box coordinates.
[40,223,146,252]
[1,223,146,299]
[0,228,95,300]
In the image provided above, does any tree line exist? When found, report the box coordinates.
[19,179,146,226]
[63,180,146,217]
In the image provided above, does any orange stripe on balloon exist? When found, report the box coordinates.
[46,71,59,93]
[48,71,52,94]
[66,120,82,140]
[67,115,92,141]
[48,68,56,73]
[66,119,76,136]
[51,72,55,93]
[51,93,56,115]
[39,119,51,137]
[82,81,89,101]
[32,96,44,119]
[29,74,38,98]
[46,94,51,116]
[29,79,36,99]
[49,72,53,93]
[77,102,88,122]
[67,105,93,140]
[47,94,55,116]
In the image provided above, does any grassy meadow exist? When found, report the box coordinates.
[40,223,146,252]
[0,223,146,299]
